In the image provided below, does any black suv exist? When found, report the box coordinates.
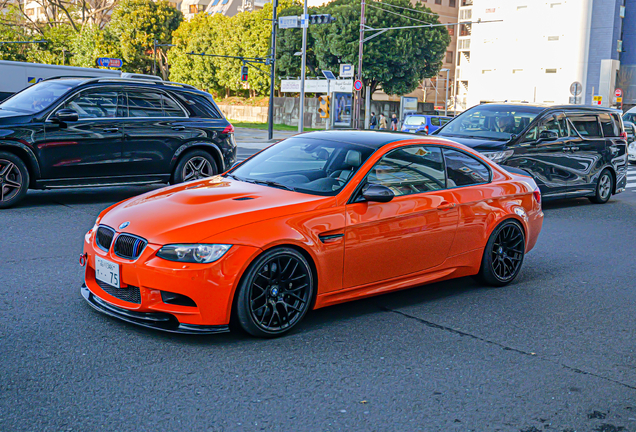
[433,104,628,203]
[0,77,236,208]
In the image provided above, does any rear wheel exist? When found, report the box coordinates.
[588,169,613,204]
[478,220,525,287]
[0,151,29,209]
[172,149,218,184]
[235,247,314,338]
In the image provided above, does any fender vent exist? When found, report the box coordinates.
[233,196,255,201]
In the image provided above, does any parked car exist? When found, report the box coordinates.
[401,114,451,134]
[433,103,628,204]
[81,131,543,337]
[626,121,636,164]
[0,77,236,208]
[623,106,636,125]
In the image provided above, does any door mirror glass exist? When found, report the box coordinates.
[361,183,395,203]
[52,109,79,123]
[538,130,558,141]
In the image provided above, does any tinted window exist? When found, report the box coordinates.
[438,105,541,140]
[127,91,184,118]
[60,90,122,119]
[431,117,442,126]
[568,114,601,137]
[523,114,568,141]
[443,148,490,187]
[599,113,619,137]
[1,81,76,114]
[366,146,445,196]
[162,94,186,117]
[173,91,221,118]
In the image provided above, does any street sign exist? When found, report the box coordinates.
[569,96,581,104]
[339,64,354,78]
[593,95,602,105]
[615,88,623,97]
[300,14,309,28]
[322,70,336,80]
[96,57,123,68]
[281,79,352,93]
[570,81,582,96]
[330,79,353,92]
[617,97,623,103]
[353,79,363,92]
[279,16,300,29]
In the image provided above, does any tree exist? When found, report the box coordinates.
[311,0,450,96]
[108,0,183,78]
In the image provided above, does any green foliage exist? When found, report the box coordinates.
[0,6,33,62]
[108,0,183,75]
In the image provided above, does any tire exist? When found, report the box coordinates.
[172,149,218,184]
[477,220,526,287]
[0,151,29,209]
[235,247,314,338]
[588,168,613,204]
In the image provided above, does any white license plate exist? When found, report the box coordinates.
[95,256,120,288]
[410,130,417,133]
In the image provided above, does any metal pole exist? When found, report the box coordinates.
[267,0,279,140]
[153,39,157,76]
[364,84,371,129]
[444,69,449,116]
[299,0,308,133]
[355,0,366,129]
[434,79,438,112]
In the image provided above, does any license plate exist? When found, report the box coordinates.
[95,256,120,288]
[410,130,417,133]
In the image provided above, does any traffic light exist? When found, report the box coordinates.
[318,95,330,118]
[240,65,248,82]
[309,14,336,25]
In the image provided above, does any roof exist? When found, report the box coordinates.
[291,130,440,150]
[475,102,621,114]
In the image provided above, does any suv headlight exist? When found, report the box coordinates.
[157,244,232,263]
[482,150,514,163]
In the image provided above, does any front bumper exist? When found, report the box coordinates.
[81,285,229,334]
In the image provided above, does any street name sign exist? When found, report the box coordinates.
[279,16,299,29]
[281,79,353,93]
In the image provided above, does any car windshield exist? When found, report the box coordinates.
[624,112,636,124]
[0,81,77,114]
[438,105,542,140]
[228,136,376,196]
[404,116,426,125]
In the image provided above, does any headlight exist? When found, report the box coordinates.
[481,150,514,163]
[156,244,232,263]
[629,142,636,150]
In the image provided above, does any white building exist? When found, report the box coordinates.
[455,0,626,111]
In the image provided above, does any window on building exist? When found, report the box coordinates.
[482,69,492,74]
[435,0,441,4]
[547,36,559,41]
[449,0,456,7]
[169,2,177,7]
[446,51,453,64]
[366,146,446,196]
[447,25,454,36]
[517,5,527,10]
[443,148,490,187]
[545,68,557,74]
[512,69,523,74]
[550,2,562,7]
[26,8,34,15]
[459,9,472,20]
[198,4,205,11]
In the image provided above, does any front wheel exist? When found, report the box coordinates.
[588,169,613,204]
[235,248,314,338]
[477,220,526,287]
[0,151,29,209]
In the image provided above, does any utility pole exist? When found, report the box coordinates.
[442,68,450,116]
[354,0,366,130]
[298,0,308,132]
[267,0,279,140]
[153,39,157,76]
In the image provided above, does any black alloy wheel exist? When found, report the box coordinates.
[478,220,525,287]
[236,248,314,338]
[0,151,29,209]
[589,168,613,204]
[172,149,218,184]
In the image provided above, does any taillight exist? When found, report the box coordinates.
[533,188,541,205]
[621,131,628,140]
[424,125,429,134]
[223,123,234,134]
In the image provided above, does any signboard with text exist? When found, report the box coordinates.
[281,79,352,93]
[96,57,123,68]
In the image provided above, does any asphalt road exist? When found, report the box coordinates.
[2,163,636,431]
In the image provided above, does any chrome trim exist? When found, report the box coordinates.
[43,179,164,189]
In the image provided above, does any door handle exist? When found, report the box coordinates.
[102,127,119,133]
[171,125,186,131]
[437,202,456,210]
[569,146,580,151]
[562,146,571,152]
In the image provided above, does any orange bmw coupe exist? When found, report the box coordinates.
[81,131,543,337]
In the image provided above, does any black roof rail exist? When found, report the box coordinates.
[41,75,104,82]
[78,77,198,90]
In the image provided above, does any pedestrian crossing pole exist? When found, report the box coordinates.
[353,0,366,130]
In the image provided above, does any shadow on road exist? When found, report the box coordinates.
[17,185,165,209]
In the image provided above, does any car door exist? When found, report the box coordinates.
[564,112,607,194]
[505,112,574,197]
[39,88,126,179]
[343,145,459,289]
[121,88,194,175]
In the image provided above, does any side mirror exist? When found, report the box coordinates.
[360,183,394,203]
[538,130,558,142]
[52,109,79,123]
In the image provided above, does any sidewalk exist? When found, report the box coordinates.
[234,127,298,148]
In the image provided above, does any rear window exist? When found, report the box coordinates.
[173,91,222,119]
[568,114,601,138]
[599,113,619,137]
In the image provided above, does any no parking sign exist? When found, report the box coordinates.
[353,79,363,92]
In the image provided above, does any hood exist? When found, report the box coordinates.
[0,109,32,124]
[435,134,508,151]
[99,176,332,245]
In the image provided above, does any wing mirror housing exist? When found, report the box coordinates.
[538,130,558,142]
[360,183,394,203]
[52,109,79,123]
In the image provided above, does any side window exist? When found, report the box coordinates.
[599,113,619,137]
[443,148,490,187]
[431,117,441,126]
[556,114,571,137]
[60,90,120,119]
[127,91,165,117]
[523,115,562,142]
[568,114,601,137]
[162,94,187,117]
[366,146,446,197]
